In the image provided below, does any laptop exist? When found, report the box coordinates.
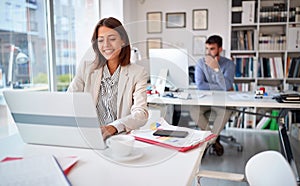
[3,90,106,150]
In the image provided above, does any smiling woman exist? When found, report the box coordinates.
[97,26,124,70]
[68,17,149,140]
[91,17,131,69]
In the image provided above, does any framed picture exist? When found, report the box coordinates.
[146,38,162,58]
[193,9,208,30]
[166,12,186,28]
[193,36,206,55]
[147,12,162,33]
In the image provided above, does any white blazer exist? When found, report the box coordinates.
[68,60,149,131]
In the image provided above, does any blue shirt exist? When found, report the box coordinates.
[195,56,235,91]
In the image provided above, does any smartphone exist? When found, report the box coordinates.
[153,129,189,138]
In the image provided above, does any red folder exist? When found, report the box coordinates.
[134,134,216,152]
[131,118,216,152]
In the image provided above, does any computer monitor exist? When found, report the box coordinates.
[149,48,189,90]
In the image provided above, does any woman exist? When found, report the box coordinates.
[68,17,148,139]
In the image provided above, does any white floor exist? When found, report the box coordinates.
[198,128,300,186]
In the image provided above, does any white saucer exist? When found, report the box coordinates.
[103,148,143,162]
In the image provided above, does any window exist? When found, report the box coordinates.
[0,0,99,91]
[0,0,48,90]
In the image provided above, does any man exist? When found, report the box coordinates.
[190,35,235,156]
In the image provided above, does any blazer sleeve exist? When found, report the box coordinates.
[67,60,87,92]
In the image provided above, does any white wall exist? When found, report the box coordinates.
[101,0,124,22]
[123,0,230,73]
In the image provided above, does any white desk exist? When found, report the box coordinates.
[148,90,300,108]
[148,90,300,183]
[0,126,206,186]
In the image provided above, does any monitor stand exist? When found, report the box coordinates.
[155,68,168,96]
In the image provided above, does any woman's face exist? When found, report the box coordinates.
[97,26,124,61]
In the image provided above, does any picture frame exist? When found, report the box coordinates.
[193,36,206,55]
[147,12,162,33]
[146,38,162,58]
[193,9,208,30]
[166,12,186,28]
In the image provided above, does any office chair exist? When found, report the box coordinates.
[188,66,195,85]
[245,150,297,186]
[204,110,243,155]
[196,150,298,186]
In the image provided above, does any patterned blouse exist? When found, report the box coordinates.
[96,64,121,126]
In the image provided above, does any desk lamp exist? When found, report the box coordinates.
[130,47,142,63]
[7,45,29,87]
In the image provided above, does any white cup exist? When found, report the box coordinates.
[106,135,135,157]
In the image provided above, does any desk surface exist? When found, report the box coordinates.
[0,130,206,186]
[148,90,300,182]
[148,91,300,109]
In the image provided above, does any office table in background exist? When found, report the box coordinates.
[148,90,300,108]
[147,90,300,183]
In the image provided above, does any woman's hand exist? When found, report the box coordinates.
[100,125,117,139]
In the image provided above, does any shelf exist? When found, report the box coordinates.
[286,78,300,84]
[229,0,299,92]
[257,78,284,86]
[289,22,300,25]
[231,23,257,27]
[258,50,286,54]
[229,0,300,129]
[287,51,300,54]
[259,22,287,26]
[231,50,256,54]
[257,78,284,81]
[234,78,255,83]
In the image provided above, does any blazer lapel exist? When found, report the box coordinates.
[117,66,129,116]
[91,68,102,105]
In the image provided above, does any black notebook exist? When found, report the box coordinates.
[273,93,300,103]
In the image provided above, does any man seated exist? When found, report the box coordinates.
[189,35,235,156]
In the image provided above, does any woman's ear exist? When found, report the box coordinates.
[121,39,126,46]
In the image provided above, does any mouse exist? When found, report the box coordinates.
[165,93,174,98]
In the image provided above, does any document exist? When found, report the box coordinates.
[287,27,300,51]
[1,156,79,175]
[0,155,72,186]
[242,1,255,24]
[131,118,215,152]
[229,93,251,100]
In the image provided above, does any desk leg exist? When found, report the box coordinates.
[278,110,300,184]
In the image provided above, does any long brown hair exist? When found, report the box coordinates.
[91,17,131,67]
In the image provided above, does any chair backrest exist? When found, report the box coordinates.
[188,65,195,84]
[245,150,297,186]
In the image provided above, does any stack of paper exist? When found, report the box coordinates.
[131,118,216,152]
[0,155,79,186]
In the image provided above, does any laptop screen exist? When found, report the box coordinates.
[3,91,106,150]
